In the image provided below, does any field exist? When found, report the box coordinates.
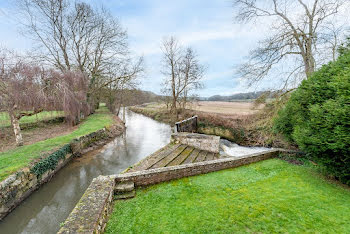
[0,111,64,128]
[147,101,261,115]
[189,101,262,115]
[0,107,115,181]
[106,159,350,233]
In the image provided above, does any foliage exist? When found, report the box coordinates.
[0,107,115,181]
[30,144,72,177]
[106,159,350,233]
[275,50,350,184]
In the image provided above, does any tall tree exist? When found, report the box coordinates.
[17,0,142,110]
[161,37,204,118]
[0,49,88,146]
[233,0,346,88]
[161,36,182,115]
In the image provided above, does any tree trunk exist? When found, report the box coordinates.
[10,112,23,146]
[123,104,126,123]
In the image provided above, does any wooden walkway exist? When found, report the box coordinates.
[128,143,227,173]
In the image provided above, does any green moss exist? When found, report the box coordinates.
[106,159,350,233]
[0,106,115,181]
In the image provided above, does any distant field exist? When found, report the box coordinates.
[146,101,262,115]
[0,111,64,128]
[189,101,262,115]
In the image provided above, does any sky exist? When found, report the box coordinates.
[0,0,328,97]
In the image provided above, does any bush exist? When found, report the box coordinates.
[275,51,350,185]
[30,144,72,177]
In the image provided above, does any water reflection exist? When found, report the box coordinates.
[0,109,171,234]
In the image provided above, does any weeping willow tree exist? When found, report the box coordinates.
[0,50,89,146]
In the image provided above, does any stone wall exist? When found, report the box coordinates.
[114,149,279,186]
[58,175,115,234]
[170,132,220,153]
[0,121,124,220]
[58,149,280,233]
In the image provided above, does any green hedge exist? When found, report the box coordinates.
[274,50,350,185]
[30,144,72,177]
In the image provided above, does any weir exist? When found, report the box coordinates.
[0,112,273,233]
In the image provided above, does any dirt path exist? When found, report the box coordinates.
[0,123,77,153]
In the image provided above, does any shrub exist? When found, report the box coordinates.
[30,144,72,177]
[275,51,350,184]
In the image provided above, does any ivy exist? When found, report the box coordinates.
[31,144,72,177]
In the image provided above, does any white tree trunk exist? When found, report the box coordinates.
[10,113,23,146]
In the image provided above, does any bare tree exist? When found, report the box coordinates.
[178,48,205,109]
[161,36,182,116]
[161,37,205,118]
[17,0,143,110]
[233,0,346,88]
[0,49,88,146]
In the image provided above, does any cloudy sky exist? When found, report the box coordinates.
[2,0,344,97]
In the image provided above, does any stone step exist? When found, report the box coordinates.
[114,190,136,200]
[114,181,135,193]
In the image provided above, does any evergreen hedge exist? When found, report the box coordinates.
[275,50,350,185]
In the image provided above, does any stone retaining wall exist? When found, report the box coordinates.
[115,149,279,186]
[58,149,280,233]
[58,175,115,234]
[0,121,124,220]
[171,132,220,153]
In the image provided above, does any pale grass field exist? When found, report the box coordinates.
[147,101,262,115]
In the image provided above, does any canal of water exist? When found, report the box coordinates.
[0,110,172,234]
[0,109,272,233]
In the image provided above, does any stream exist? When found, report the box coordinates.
[0,110,271,233]
[0,110,172,234]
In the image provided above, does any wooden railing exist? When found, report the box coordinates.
[175,115,198,133]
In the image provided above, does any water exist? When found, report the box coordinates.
[220,139,271,157]
[0,110,171,234]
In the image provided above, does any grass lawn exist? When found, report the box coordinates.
[106,159,350,233]
[0,106,115,181]
[0,111,64,128]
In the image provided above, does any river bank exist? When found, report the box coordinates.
[129,104,292,148]
[0,107,125,220]
[0,109,171,233]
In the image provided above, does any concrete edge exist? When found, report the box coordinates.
[57,149,281,233]
[58,175,115,234]
[113,149,280,186]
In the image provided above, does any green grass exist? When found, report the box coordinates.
[106,159,350,233]
[0,111,64,128]
[0,106,115,181]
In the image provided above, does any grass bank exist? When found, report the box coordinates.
[0,111,64,128]
[106,159,350,233]
[0,107,115,181]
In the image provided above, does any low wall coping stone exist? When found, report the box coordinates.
[113,149,280,186]
[58,175,115,234]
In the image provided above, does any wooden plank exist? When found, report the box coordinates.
[182,148,200,164]
[150,145,187,169]
[205,152,215,161]
[167,146,194,166]
[194,150,208,163]
[129,144,181,172]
